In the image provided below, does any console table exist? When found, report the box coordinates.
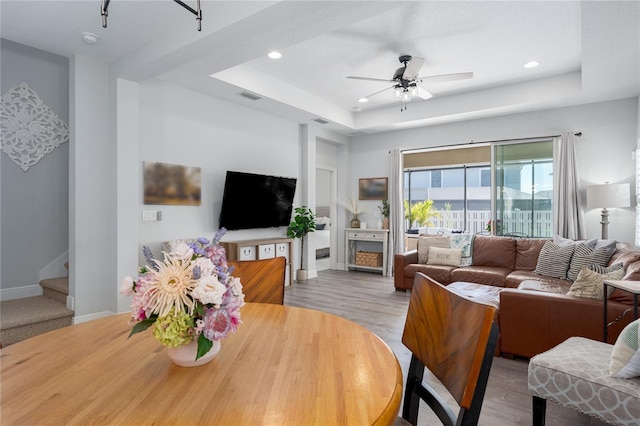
[345,228,389,276]
[222,237,293,285]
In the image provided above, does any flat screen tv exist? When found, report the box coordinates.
[219,171,297,231]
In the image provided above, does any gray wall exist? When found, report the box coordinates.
[1,39,69,289]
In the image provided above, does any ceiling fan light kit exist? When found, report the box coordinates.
[101,0,203,31]
[347,54,473,111]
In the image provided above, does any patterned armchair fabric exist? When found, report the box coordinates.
[528,337,640,425]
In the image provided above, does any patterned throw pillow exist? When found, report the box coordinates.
[567,242,616,281]
[417,236,450,264]
[610,319,640,378]
[427,247,462,267]
[449,234,474,267]
[566,264,625,299]
[533,241,575,279]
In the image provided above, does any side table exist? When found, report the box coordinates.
[603,279,640,342]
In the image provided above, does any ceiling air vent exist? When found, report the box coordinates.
[237,91,262,101]
[312,118,330,125]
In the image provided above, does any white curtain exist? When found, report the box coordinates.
[388,149,404,275]
[553,132,586,239]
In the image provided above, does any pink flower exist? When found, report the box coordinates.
[202,308,233,341]
[204,245,227,266]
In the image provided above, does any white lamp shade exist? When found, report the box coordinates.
[586,182,631,208]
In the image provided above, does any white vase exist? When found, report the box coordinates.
[167,339,220,367]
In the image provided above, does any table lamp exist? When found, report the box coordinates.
[586,182,630,239]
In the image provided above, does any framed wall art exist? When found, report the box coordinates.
[359,177,388,200]
[143,161,201,206]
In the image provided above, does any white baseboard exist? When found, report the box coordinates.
[0,285,43,301]
[337,262,346,271]
[73,311,116,324]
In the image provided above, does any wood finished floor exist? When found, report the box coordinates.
[284,270,608,426]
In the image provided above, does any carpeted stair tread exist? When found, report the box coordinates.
[1,296,73,329]
[39,277,69,295]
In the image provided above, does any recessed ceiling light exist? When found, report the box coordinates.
[524,61,539,68]
[81,32,99,45]
[267,51,282,59]
[358,98,369,103]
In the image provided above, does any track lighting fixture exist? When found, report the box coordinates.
[101,0,203,31]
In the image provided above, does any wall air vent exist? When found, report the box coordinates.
[312,118,330,125]
[237,91,262,101]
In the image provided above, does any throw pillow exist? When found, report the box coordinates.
[610,318,640,378]
[589,263,625,297]
[316,223,326,230]
[427,247,463,267]
[566,265,625,299]
[417,236,450,264]
[533,241,575,279]
[594,239,617,258]
[449,233,474,267]
[553,235,596,248]
[566,242,616,281]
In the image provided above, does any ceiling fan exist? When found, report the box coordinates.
[347,55,473,110]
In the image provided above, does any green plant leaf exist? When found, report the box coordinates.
[196,334,213,360]
[128,317,156,338]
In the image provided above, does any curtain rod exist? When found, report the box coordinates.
[399,131,582,154]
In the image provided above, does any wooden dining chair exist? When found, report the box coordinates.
[400,272,499,426]
[228,257,286,305]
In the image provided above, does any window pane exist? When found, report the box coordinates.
[431,170,442,188]
[493,141,553,238]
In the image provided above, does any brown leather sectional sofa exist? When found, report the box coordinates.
[394,235,640,358]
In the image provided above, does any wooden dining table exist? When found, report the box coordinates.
[1,303,402,425]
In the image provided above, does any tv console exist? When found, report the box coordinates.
[222,237,293,286]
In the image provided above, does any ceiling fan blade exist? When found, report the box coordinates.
[402,56,424,81]
[347,76,395,83]
[418,72,473,84]
[417,85,433,100]
[361,86,395,100]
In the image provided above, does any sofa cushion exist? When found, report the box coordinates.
[404,263,455,286]
[417,235,450,264]
[472,235,516,269]
[515,238,548,271]
[567,242,616,281]
[451,266,512,288]
[427,247,462,267]
[610,319,640,378]
[533,241,575,279]
[567,265,625,299]
[505,270,573,289]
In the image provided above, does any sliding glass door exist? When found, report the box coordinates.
[492,140,554,238]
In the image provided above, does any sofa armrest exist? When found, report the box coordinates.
[394,250,418,290]
[499,289,633,358]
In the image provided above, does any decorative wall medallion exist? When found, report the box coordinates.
[1,81,69,171]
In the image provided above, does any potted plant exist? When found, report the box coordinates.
[378,199,390,229]
[404,199,440,232]
[287,206,316,282]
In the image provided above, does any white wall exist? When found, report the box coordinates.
[70,54,112,317]
[1,40,69,293]
[137,79,301,261]
[350,97,639,244]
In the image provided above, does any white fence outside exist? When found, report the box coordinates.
[422,209,553,237]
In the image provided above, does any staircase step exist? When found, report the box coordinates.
[0,296,74,347]
[40,277,69,304]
